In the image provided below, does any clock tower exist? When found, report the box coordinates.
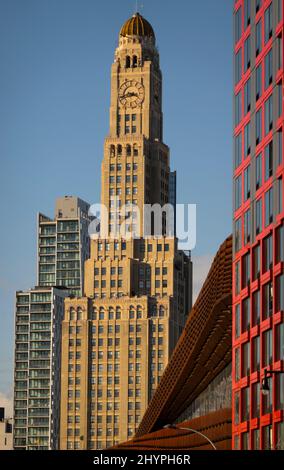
[101,12,169,235]
[60,13,192,451]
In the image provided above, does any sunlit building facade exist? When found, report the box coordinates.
[37,196,91,297]
[13,287,67,450]
[59,13,192,450]
[233,0,284,450]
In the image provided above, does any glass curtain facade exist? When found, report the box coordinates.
[13,288,67,450]
[233,0,284,450]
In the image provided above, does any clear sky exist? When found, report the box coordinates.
[0,0,233,406]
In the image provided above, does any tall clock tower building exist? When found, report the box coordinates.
[102,13,168,236]
[60,13,192,450]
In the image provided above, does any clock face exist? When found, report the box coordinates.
[119,80,145,108]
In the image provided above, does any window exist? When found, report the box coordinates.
[244,209,251,244]
[244,122,251,156]
[256,64,262,100]
[278,177,283,215]
[277,0,283,23]
[263,234,273,272]
[256,108,262,145]
[265,187,273,226]
[255,154,262,190]
[253,244,260,280]
[276,274,284,312]
[263,377,272,414]
[263,425,273,450]
[235,49,242,84]
[235,218,241,252]
[275,422,284,450]
[235,133,242,168]
[235,347,240,381]
[235,7,242,44]
[234,175,242,210]
[241,386,250,422]
[256,198,262,235]
[265,141,273,180]
[244,165,251,200]
[252,382,260,418]
[252,336,260,372]
[263,282,273,320]
[276,224,284,263]
[235,261,240,295]
[242,252,250,288]
[265,50,273,88]
[244,78,251,113]
[278,82,282,118]
[242,341,250,377]
[277,36,283,75]
[234,391,240,425]
[256,20,262,56]
[235,92,241,126]
[278,129,283,166]
[235,304,240,339]
[263,329,273,366]
[256,0,261,13]
[242,297,250,332]
[253,429,260,450]
[252,290,260,326]
[264,4,272,44]
[244,0,251,28]
[244,36,251,71]
[276,373,284,412]
[265,95,273,134]
[110,145,115,157]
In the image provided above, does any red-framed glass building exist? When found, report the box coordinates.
[233,0,284,450]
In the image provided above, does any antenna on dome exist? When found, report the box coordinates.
[134,1,144,14]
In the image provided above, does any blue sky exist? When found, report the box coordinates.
[0,0,233,403]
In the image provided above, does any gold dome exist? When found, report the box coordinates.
[120,12,155,41]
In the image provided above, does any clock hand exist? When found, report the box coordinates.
[123,92,138,98]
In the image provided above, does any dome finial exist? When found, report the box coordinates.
[120,10,155,42]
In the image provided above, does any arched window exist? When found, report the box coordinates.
[137,306,143,319]
[99,307,104,320]
[133,55,138,68]
[110,145,115,157]
[70,307,76,320]
[92,308,97,320]
[129,306,135,319]
[126,144,131,156]
[109,307,114,320]
[126,56,131,68]
[116,307,121,320]
[117,144,122,156]
[133,144,138,157]
[77,307,83,320]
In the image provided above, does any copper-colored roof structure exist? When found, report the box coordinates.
[136,235,232,438]
[113,409,232,450]
[120,13,155,41]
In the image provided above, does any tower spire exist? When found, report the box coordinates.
[134,1,144,14]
